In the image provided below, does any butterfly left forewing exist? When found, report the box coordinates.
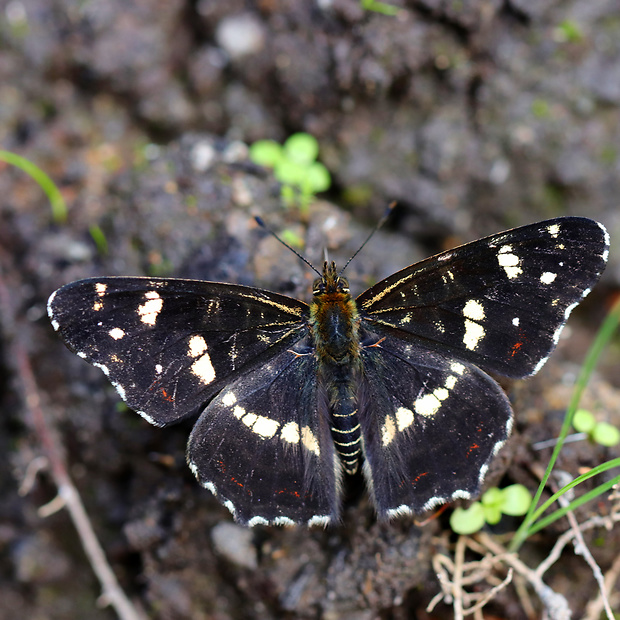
[357,217,609,379]
[48,277,308,426]
[187,337,341,526]
[358,330,513,517]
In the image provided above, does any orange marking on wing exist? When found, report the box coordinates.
[510,340,524,357]
[411,472,429,486]
[160,387,174,402]
[466,442,480,458]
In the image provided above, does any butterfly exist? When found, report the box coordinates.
[48,216,609,526]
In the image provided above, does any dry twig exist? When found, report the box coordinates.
[0,265,145,620]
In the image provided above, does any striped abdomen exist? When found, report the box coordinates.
[328,378,362,474]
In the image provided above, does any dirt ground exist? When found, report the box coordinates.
[1,1,619,618]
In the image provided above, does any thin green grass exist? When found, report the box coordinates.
[0,150,67,223]
[510,297,620,551]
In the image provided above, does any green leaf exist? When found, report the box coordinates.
[450,503,485,535]
[500,484,532,516]
[592,422,620,447]
[249,140,283,168]
[274,159,307,185]
[572,409,596,433]
[306,162,331,193]
[481,487,503,507]
[283,133,319,165]
[483,504,502,525]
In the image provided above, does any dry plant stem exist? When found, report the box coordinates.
[0,269,145,620]
[427,538,514,617]
[454,535,466,620]
[477,533,572,620]
[555,493,614,620]
[536,512,620,578]
[584,551,620,620]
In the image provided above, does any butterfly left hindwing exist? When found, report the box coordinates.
[187,336,341,526]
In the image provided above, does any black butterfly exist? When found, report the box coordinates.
[48,217,609,526]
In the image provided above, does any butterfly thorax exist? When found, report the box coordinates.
[309,261,363,475]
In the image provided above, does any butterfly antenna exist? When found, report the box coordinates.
[339,202,396,275]
[254,216,322,277]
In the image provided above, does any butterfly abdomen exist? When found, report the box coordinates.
[310,263,364,475]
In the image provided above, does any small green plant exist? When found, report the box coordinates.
[554,19,584,43]
[249,133,331,211]
[450,484,533,535]
[573,409,620,447]
[360,0,400,16]
[531,99,551,119]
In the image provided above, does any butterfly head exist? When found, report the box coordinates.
[313,261,350,296]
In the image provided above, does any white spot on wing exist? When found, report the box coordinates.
[191,350,216,384]
[248,516,270,527]
[381,415,396,446]
[111,380,126,401]
[547,223,560,238]
[462,299,485,321]
[251,415,279,439]
[395,406,414,431]
[242,412,258,427]
[301,426,320,456]
[463,319,485,350]
[540,272,557,284]
[280,421,300,444]
[497,245,523,279]
[109,327,125,340]
[222,391,237,407]
[414,387,449,418]
[204,481,217,496]
[532,354,550,375]
[188,335,208,357]
[564,300,579,320]
[512,317,520,326]
[307,515,330,527]
[451,362,465,375]
[138,291,163,325]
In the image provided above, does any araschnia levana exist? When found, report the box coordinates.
[48,217,609,526]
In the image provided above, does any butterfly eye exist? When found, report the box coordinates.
[337,277,350,293]
[312,278,325,295]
